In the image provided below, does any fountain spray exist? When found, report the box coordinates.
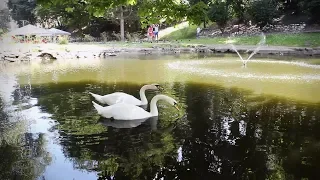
[228,33,266,67]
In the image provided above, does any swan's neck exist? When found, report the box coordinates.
[139,85,148,105]
[150,96,160,116]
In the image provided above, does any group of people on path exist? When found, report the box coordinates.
[147,24,159,41]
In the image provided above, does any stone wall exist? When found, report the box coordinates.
[202,23,309,37]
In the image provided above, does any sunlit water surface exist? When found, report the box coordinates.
[0,54,320,180]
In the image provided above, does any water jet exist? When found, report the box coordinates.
[228,33,266,67]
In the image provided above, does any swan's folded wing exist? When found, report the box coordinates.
[116,94,141,105]
[102,92,126,105]
[110,103,151,120]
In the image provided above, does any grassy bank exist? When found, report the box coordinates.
[161,26,320,47]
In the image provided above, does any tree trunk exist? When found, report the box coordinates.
[203,20,206,28]
[120,6,125,41]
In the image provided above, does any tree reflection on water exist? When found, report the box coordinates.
[0,97,52,180]
[6,82,320,179]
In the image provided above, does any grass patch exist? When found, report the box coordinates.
[162,24,198,40]
[162,25,320,47]
[177,33,320,47]
[264,33,320,47]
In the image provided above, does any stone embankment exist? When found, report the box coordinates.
[0,44,118,63]
[202,23,319,37]
[1,43,320,63]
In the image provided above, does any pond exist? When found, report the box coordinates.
[0,53,320,180]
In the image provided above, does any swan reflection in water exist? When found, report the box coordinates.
[98,116,159,130]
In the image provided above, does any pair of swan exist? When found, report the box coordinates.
[90,84,179,120]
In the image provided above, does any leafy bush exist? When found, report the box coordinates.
[248,0,280,29]
[59,36,69,44]
[100,32,108,42]
[126,32,140,42]
[112,32,122,41]
[83,34,95,42]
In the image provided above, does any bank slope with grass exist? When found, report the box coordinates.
[162,26,320,47]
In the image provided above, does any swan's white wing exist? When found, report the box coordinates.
[103,103,151,120]
[117,94,142,105]
[101,92,127,105]
[102,92,141,105]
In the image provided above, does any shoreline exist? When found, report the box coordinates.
[1,43,320,62]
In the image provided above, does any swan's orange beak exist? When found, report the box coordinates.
[174,104,180,111]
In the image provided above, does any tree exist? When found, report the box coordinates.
[37,0,137,41]
[7,0,37,27]
[138,0,188,28]
[301,0,320,23]
[104,5,137,41]
[278,0,301,14]
[208,1,232,33]
[34,4,69,29]
[188,0,211,28]
[248,0,280,29]
[187,1,209,27]
[0,9,10,32]
[231,0,250,24]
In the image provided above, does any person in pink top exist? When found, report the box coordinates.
[148,25,154,41]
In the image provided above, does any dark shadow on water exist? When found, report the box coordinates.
[1,81,320,180]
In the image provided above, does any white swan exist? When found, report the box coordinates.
[92,94,179,120]
[89,84,161,106]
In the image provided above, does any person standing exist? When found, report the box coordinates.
[153,24,159,41]
[148,25,154,41]
[196,26,201,39]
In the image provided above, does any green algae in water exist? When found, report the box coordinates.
[9,54,320,103]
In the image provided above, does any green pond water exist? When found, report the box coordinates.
[0,53,320,180]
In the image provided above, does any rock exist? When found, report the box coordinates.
[38,52,57,60]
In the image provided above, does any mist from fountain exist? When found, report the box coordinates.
[229,33,266,66]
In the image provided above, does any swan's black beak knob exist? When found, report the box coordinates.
[174,103,180,111]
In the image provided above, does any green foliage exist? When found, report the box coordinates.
[138,0,188,28]
[248,0,280,29]
[187,1,209,26]
[35,2,89,30]
[33,0,320,37]
[37,0,137,17]
[188,0,211,6]
[208,2,232,33]
[7,0,37,26]
[231,0,250,24]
